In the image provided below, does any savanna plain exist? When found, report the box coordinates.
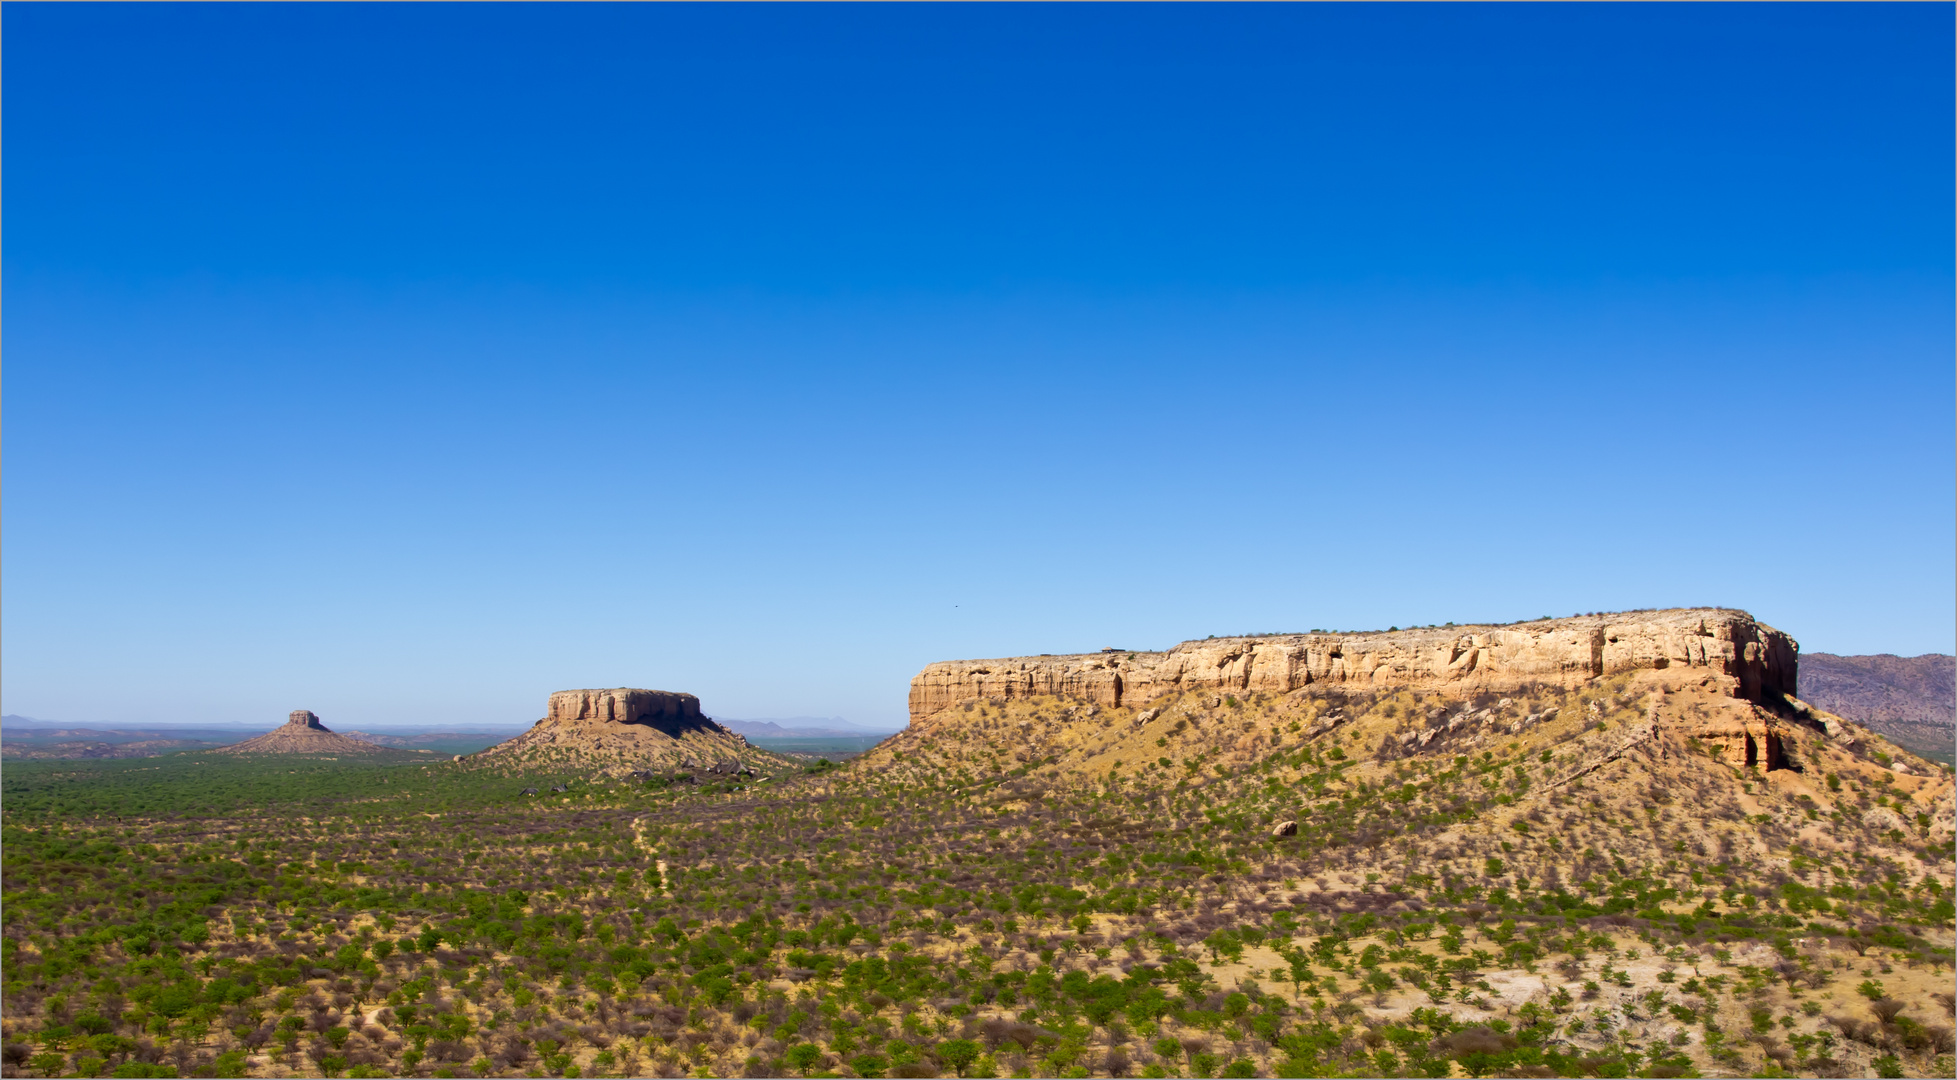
[3,611,1953,1080]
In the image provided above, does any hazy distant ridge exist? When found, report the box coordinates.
[714,716,901,738]
[1799,652,1955,762]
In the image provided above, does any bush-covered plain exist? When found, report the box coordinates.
[3,681,1953,1078]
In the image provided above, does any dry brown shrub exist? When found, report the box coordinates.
[1435,1028,1514,1056]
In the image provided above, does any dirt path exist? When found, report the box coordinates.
[630,817,669,883]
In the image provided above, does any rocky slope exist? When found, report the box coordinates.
[871,607,1953,862]
[893,609,1832,784]
[467,688,792,776]
[212,710,396,756]
[813,609,1957,1078]
[1798,652,1954,762]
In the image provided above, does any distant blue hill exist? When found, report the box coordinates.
[5,714,267,731]
[2,714,526,739]
[714,716,902,738]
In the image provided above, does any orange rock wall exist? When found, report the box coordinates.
[547,688,704,727]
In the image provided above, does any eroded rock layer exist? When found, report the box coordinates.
[546,689,717,739]
[909,609,1797,723]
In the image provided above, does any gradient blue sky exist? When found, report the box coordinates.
[5,4,1952,731]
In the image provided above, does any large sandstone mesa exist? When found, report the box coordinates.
[215,710,390,755]
[880,608,1953,858]
[545,688,718,739]
[909,609,1796,722]
[470,688,760,773]
[901,609,1853,778]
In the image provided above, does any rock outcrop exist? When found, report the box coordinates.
[469,688,777,776]
[888,609,1896,786]
[544,688,718,739]
[908,609,1797,723]
[215,710,392,756]
[861,608,1950,880]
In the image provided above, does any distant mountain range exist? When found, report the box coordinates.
[339,730,519,748]
[3,714,526,737]
[5,712,896,746]
[2,719,253,745]
[1800,652,1954,763]
[713,716,901,738]
[2,738,228,760]
[6,715,266,732]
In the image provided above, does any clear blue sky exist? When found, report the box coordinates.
[5,4,1951,731]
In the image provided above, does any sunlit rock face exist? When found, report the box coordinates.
[908,609,1797,722]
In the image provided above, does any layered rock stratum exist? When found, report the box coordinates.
[468,688,784,775]
[214,710,392,756]
[908,609,1796,722]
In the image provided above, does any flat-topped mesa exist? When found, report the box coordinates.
[908,608,1797,724]
[467,688,765,774]
[216,709,389,755]
[544,688,717,739]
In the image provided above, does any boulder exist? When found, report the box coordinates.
[1862,807,1906,833]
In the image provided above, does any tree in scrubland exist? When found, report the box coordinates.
[937,1038,982,1077]
[784,1042,822,1076]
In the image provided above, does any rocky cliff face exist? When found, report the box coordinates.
[546,689,718,738]
[873,609,1949,849]
[909,609,1797,723]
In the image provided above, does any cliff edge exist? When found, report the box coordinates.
[909,608,1796,724]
